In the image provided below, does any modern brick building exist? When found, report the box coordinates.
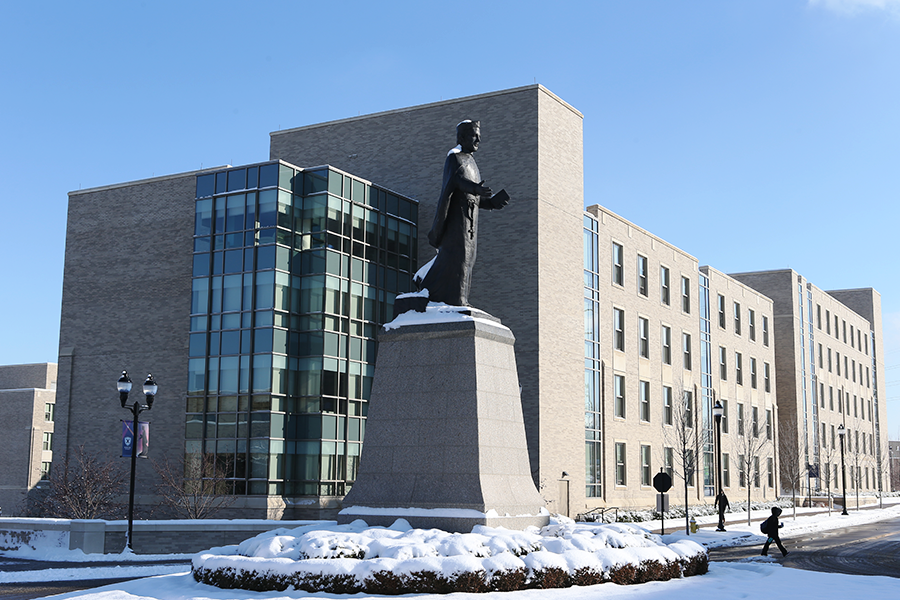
[0,363,57,515]
[582,207,778,511]
[731,271,890,500]
[52,85,890,520]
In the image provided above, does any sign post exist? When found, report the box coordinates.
[653,470,673,535]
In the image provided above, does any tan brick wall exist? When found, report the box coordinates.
[270,86,585,512]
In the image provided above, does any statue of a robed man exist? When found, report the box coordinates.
[416,120,509,306]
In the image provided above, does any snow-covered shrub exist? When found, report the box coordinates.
[192,518,707,594]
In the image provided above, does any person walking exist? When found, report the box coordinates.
[714,491,730,531]
[761,506,788,557]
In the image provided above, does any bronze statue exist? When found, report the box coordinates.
[416,120,509,306]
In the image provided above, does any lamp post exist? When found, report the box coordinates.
[712,399,725,531]
[837,424,848,516]
[117,371,158,551]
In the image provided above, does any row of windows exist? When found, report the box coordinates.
[816,383,874,420]
[715,400,773,440]
[717,348,772,391]
[611,243,692,313]
[820,423,876,456]
[817,463,879,491]
[187,356,374,400]
[183,441,359,497]
[197,164,418,224]
[612,442,774,489]
[185,412,366,443]
[816,343,871,387]
[816,304,869,355]
[612,311,694,369]
[195,192,416,262]
[715,295,770,346]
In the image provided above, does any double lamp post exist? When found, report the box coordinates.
[116,371,158,551]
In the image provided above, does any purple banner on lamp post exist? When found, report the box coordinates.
[122,421,150,458]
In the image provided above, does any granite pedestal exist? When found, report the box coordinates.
[338,311,548,532]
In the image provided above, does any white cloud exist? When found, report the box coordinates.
[809,0,900,15]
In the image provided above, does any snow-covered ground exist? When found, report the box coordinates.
[2,501,898,599]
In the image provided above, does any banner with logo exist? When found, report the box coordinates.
[122,421,150,458]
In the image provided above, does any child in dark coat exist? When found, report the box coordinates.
[761,506,788,556]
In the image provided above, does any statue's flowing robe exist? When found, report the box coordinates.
[420,148,494,306]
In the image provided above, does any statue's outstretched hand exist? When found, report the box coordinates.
[476,180,493,197]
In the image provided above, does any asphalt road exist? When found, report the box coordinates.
[709,515,900,578]
[0,557,191,600]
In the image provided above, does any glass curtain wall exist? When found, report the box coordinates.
[188,161,417,497]
[584,214,602,497]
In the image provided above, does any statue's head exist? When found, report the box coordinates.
[456,120,481,153]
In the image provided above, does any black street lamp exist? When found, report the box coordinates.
[117,371,158,551]
[712,399,726,531]
[837,424,849,516]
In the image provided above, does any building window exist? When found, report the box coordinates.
[834,315,839,338]
[662,326,672,365]
[749,309,756,341]
[614,308,625,352]
[723,453,731,487]
[739,455,746,488]
[640,380,651,422]
[754,456,761,488]
[737,403,744,436]
[817,304,822,329]
[42,432,53,451]
[850,324,855,349]
[637,255,648,297]
[684,390,694,427]
[44,403,55,422]
[733,302,742,335]
[639,317,649,358]
[683,333,692,370]
[612,243,624,286]
[641,445,652,486]
[829,386,834,411]
[842,320,847,343]
[615,374,626,419]
[615,442,626,486]
[719,346,727,381]
[717,294,726,329]
[828,348,833,372]
[681,276,691,314]
[664,447,674,478]
[752,406,759,438]
[685,449,695,486]
[764,362,771,392]
[766,409,772,440]
[660,266,670,305]
[663,386,673,425]
[40,462,51,480]
[735,352,743,385]
[762,315,769,346]
[720,400,729,433]
[750,357,758,389]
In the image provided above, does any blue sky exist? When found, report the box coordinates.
[1,0,898,438]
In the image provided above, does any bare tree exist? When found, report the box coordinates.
[819,430,841,516]
[663,388,705,535]
[778,418,804,520]
[732,419,771,525]
[153,452,236,519]
[847,429,865,512]
[27,445,127,519]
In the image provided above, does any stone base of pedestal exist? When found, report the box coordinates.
[338,312,547,533]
